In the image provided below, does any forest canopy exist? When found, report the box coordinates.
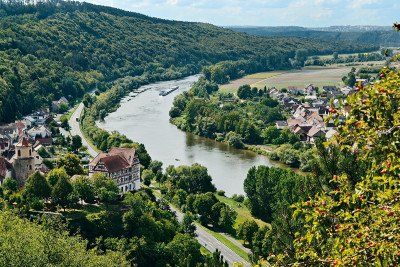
[0,0,377,122]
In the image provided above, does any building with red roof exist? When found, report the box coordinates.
[89,147,140,193]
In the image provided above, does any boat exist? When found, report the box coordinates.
[159,86,180,97]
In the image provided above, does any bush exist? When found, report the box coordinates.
[216,190,225,196]
[232,194,245,203]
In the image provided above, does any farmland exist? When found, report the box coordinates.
[220,61,386,92]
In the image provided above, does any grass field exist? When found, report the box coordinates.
[220,60,385,92]
[216,195,267,229]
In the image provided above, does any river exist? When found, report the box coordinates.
[98,75,274,196]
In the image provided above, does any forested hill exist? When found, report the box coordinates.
[229,26,400,47]
[0,0,377,122]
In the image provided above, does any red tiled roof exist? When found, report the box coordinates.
[100,155,130,173]
[90,147,137,173]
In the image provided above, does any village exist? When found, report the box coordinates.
[271,78,369,143]
[0,97,141,193]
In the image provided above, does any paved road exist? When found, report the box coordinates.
[168,204,250,266]
[69,103,98,158]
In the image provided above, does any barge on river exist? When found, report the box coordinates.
[159,86,179,96]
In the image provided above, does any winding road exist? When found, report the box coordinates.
[68,103,98,158]
[68,100,250,266]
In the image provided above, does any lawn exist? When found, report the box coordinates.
[216,195,267,229]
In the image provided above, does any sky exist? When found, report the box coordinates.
[78,0,399,27]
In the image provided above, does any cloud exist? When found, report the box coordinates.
[78,0,399,26]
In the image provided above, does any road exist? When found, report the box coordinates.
[69,100,250,266]
[168,204,250,266]
[69,103,98,158]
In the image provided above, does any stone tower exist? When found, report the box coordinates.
[11,137,37,184]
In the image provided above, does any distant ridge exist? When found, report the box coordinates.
[228,25,400,46]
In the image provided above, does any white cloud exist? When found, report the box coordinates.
[78,0,399,26]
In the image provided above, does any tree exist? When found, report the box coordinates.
[225,131,245,149]
[287,68,400,265]
[60,115,70,130]
[0,211,129,266]
[24,172,51,200]
[82,93,93,107]
[72,176,95,203]
[237,84,252,99]
[181,213,197,237]
[294,49,308,67]
[2,177,19,193]
[46,168,70,188]
[71,135,82,152]
[92,173,119,204]
[56,153,84,176]
[166,234,203,267]
[237,220,259,246]
[333,52,339,61]
[141,170,154,187]
[52,175,73,208]
[193,192,218,225]
[149,160,163,174]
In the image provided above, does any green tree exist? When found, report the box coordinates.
[71,135,82,152]
[60,116,70,130]
[141,169,155,187]
[52,175,73,208]
[72,176,95,204]
[181,213,196,237]
[2,177,19,194]
[23,172,51,200]
[237,220,259,246]
[92,173,119,204]
[166,234,203,267]
[46,168,70,187]
[57,153,84,176]
[0,211,128,266]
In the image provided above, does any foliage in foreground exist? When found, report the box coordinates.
[0,211,128,267]
[284,68,400,265]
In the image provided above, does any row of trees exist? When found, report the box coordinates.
[170,78,291,148]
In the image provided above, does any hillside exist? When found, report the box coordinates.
[0,0,377,122]
[229,26,400,47]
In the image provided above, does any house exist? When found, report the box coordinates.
[326,128,339,140]
[27,126,52,139]
[10,137,43,184]
[34,137,53,147]
[307,125,326,143]
[89,147,140,193]
[0,136,12,156]
[0,157,13,185]
[323,86,343,99]
[288,86,304,95]
[0,124,18,142]
[305,84,317,96]
[52,97,69,112]
[275,121,288,129]
[24,110,51,126]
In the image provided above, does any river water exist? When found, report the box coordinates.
[98,75,274,195]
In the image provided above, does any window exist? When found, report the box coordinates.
[18,150,21,157]
[29,149,32,156]
[29,165,32,170]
